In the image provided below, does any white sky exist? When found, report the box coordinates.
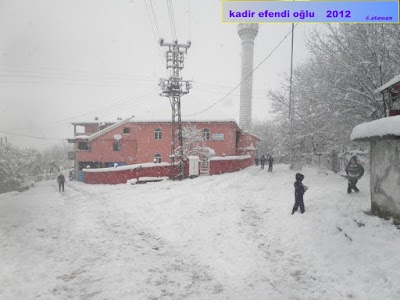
[0,0,313,149]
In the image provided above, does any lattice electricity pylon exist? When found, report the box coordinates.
[159,39,192,180]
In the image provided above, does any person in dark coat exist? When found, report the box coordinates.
[57,173,66,192]
[268,155,274,172]
[292,173,308,214]
[345,156,364,194]
[254,154,259,166]
[260,155,267,169]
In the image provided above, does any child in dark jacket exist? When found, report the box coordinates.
[292,173,308,214]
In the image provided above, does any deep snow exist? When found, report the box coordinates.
[1,165,400,299]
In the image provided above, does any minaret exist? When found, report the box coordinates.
[237,23,259,131]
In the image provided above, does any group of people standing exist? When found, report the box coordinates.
[255,153,274,172]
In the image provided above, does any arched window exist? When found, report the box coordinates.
[202,128,210,141]
[154,153,162,163]
[154,128,162,140]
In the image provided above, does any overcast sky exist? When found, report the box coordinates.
[0,0,313,149]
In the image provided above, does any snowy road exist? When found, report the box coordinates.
[1,165,400,299]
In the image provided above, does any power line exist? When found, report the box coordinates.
[149,0,161,37]
[166,0,177,40]
[143,0,165,70]
[188,0,191,40]
[0,67,160,87]
[3,90,159,132]
[53,90,159,125]
[0,130,65,141]
[170,0,177,40]
[0,63,162,82]
[184,24,299,117]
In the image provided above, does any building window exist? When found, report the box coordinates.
[202,128,210,141]
[113,142,122,151]
[78,142,89,150]
[154,128,162,140]
[154,153,162,163]
[123,127,130,134]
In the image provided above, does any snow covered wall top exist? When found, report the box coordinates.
[351,116,400,141]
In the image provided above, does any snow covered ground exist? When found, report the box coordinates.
[1,164,400,299]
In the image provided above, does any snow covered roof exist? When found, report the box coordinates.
[239,144,256,151]
[71,120,118,125]
[130,117,239,125]
[210,155,251,161]
[375,74,400,93]
[351,116,400,141]
[241,132,261,141]
[74,135,89,139]
[88,116,134,141]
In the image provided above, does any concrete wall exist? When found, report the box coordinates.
[370,139,400,224]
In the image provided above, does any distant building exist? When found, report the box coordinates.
[68,117,260,180]
[375,74,400,117]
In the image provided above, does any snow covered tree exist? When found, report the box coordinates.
[181,125,206,158]
[0,144,38,192]
[251,120,289,162]
[268,24,400,166]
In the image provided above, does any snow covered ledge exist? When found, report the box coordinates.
[351,115,400,141]
[351,116,400,224]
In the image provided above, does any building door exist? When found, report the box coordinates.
[188,156,199,177]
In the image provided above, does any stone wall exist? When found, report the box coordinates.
[370,139,400,224]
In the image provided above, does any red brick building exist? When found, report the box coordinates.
[68,117,259,179]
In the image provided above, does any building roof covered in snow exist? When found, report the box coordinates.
[375,74,400,94]
[71,120,121,125]
[351,116,400,141]
[88,116,134,141]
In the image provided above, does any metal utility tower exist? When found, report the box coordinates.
[159,39,192,180]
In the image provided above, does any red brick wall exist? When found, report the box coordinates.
[209,156,253,175]
[82,156,253,184]
[83,165,180,184]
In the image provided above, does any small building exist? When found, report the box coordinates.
[68,117,260,181]
[351,115,400,224]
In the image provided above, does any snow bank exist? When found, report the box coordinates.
[351,116,400,140]
[210,155,251,161]
[138,176,169,182]
[3,165,400,299]
[83,162,171,173]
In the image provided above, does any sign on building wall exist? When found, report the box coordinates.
[212,133,224,141]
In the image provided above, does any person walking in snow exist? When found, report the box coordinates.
[57,172,65,192]
[268,155,274,172]
[292,173,308,214]
[254,154,259,166]
[345,156,364,194]
[260,155,267,170]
